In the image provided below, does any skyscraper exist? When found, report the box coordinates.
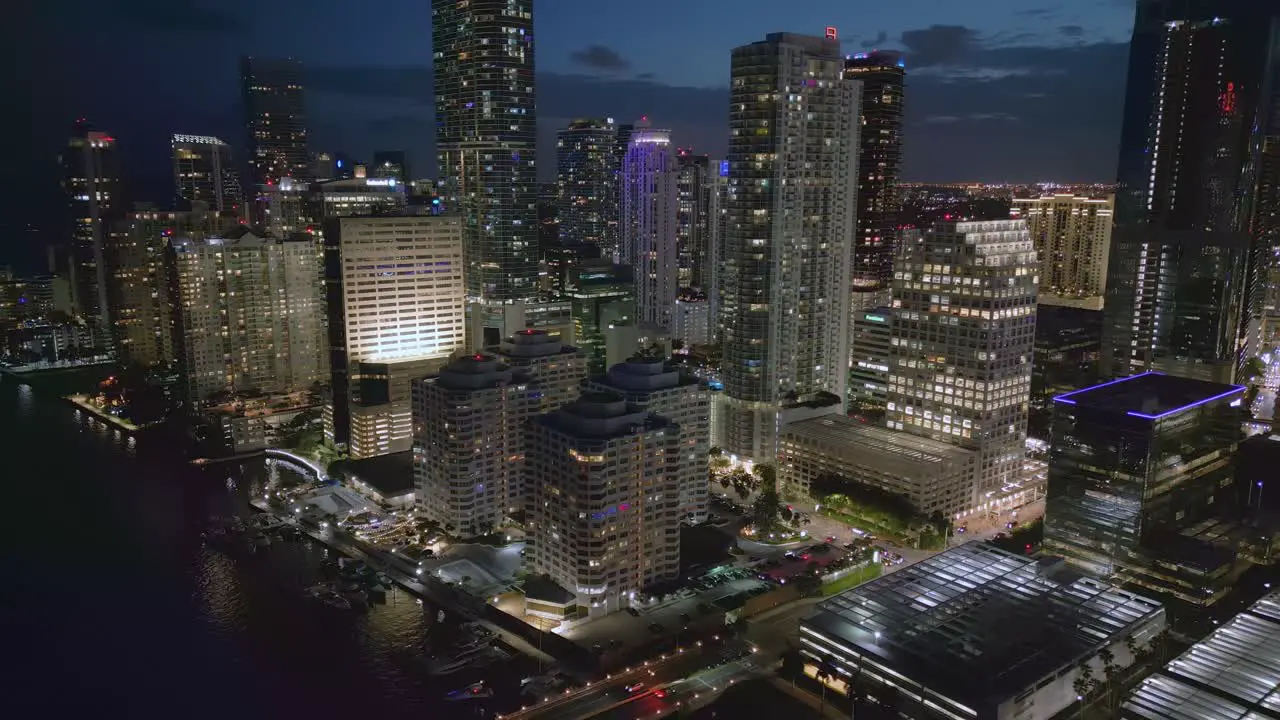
[432,0,538,303]
[324,214,467,457]
[371,150,409,183]
[1103,0,1280,383]
[171,134,243,215]
[886,220,1038,515]
[675,150,713,290]
[845,50,906,310]
[718,32,859,462]
[1011,193,1114,310]
[61,120,122,348]
[241,57,310,189]
[168,229,325,402]
[556,118,617,252]
[621,120,679,329]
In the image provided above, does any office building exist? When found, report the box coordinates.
[241,56,310,189]
[566,260,634,374]
[432,0,538,304]
[1122,591,1280,720]
[412,354,539,537]
[168,229,325,403]
[543,241,602,295]
[556,118,617,253]
[1104,1,1280,383]
[1030,305,1102,439]
[489,329,586,412]
[621,120,679,330]
[848,307,893,413]
[718,32,859,462]
[800,542,1166,720]
[675,150,713,289]
[1010,193,1113,310]
[61,121,122,347]
[585,355,710,523]
[887,220,1038,515]
[671,289,711,347]
[324,214,466,457]
[605,320,671,370]
[1044,372,1246,605]
[845,50,906,310]
[114,205,241,369]
[171,134,243,215]
[525,391,684,616]
[780,414,977,518]
[261,175,407,242]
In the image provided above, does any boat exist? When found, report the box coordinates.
[445,681,493,701]
[252,533,271,548]
[429,643,496,675]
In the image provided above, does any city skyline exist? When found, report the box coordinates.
[4,0,1138,269]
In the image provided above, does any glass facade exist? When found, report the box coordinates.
[432,0,538,302]
[567,262,634,375]
[240,57,310,188]
[556,118,616,254]
[61,121,122,350]
[1103,1,1280,383]
[675,151,713,290]
[171,134,243,215]
[718,32,858,462]
[1044,372,1245,604]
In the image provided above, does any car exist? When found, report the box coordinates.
[626,607,641,617]
[783,551,797,559]
[648,622,664,634]
[680,613,692,623]
[624,683,646,694]
[825,535,838,544]
[591,643,605,655]
[955,526,967,534]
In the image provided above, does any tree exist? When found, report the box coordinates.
[1098,647,1116,708]
[753,487,782,534]
[754,462,778,492]
[1244,356,1266,384]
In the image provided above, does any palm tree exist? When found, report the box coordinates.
[1098,647,1116,708]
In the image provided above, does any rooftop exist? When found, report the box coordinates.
[333,451,414,496]
[1053,372,1245,420]
[1122,592,1280,720]
[802,542,1165,708]
[783,415,974,467]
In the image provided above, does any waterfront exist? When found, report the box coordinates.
[0,375,512,717]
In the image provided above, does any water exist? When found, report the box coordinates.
[0,376,514,718]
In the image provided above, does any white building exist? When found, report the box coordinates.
[324,213,466,457]
[718,32,859,463]
[489,329,586,412]
[671,291,711,347]
[525,391,684,616]
[412,354,540,537]
[585,356,710,523]
[621,119,679,330]
[1010,193,1112,310]
[887,220,1037,516]
[169,229,325,402]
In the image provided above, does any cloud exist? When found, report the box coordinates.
[1015,7,1057,17]
[899,25,981,67]
[636,72,656,80]
[861,31,888,49]
[49,0,246,33]
[919,113,1019,124]
[569,45,630,72]
[1059,25,1085,38]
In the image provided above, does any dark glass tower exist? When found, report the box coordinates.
[1103,1,1280,383]
[171,134,243,214]
[844,51,905,309]
[432,0,538,302]
[241,57,310,189]
[60,120,122,349]
[556,118,616,253]
[676,150,712,290]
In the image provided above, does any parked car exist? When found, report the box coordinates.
[626,607,641,617]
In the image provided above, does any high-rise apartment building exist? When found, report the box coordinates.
[1104,1,1280,383]
[585,355,711,523]
[556,118,617,253]
[114,205,241,369]
[675,150,713,290]
[168,230,325,403]
[621,120,679,330]
[671,289,711,347]
[324,214,466,457]
[61,121,123,347]
[171,134,243,215]
[886,220,1038,515]
[489,329,586,412]
[432,0,538,304]
[412,355,540,537]
[1011,193,1113,310]
[525,391,684,616]
[845,50,906,310]
[241,57,310,189]
[1044,372,1245,605]
[718,32,859,462]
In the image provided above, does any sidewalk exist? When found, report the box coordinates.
[770,677,851,719]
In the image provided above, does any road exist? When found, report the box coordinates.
[587,658,762,719]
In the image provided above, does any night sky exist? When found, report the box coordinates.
[2,0,1136,269]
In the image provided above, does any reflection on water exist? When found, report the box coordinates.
[1,377,520,717]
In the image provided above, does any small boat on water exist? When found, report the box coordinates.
[445,681,493,701]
